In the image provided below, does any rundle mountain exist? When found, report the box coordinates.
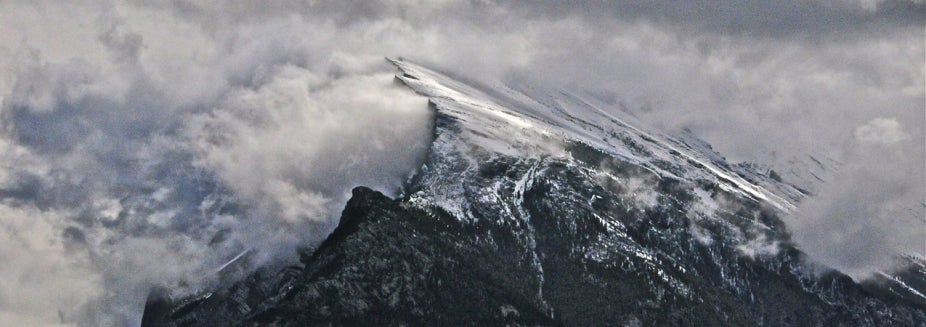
[142,58,926,326]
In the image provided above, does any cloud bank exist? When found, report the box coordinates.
[0,0,922,325]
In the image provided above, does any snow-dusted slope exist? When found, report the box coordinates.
[390,57,798,212]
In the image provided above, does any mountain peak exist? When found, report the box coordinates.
[148,58,925,326]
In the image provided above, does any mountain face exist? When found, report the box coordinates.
[144,59,926,326]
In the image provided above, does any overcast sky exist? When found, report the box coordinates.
[0,1,922,325]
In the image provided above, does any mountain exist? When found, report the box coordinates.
[143,58,926,326]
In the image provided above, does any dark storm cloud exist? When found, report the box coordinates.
[509,0,925,39]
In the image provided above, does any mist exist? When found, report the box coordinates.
[0,0,922,325]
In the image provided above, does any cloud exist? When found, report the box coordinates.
[0,2,437,325]
[855,117,910,144]
[0,0,922,324]
[0,203,100,326]
[506,0,925,39]
[789,115,924,279]
[185,66,433,249]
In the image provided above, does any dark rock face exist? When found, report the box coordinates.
[151,160,925,326]
[146,59,926,326]
[152,186,556,326]
[248,186,556,326]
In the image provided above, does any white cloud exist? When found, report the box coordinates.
[187,67,432,227]
[855,117,910,144]
[0,205,100,326]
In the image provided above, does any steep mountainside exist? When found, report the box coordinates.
[144,59,926,326]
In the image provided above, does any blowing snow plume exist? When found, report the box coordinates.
[0,0,924,325]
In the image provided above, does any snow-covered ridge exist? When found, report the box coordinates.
[388,58,798,212]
